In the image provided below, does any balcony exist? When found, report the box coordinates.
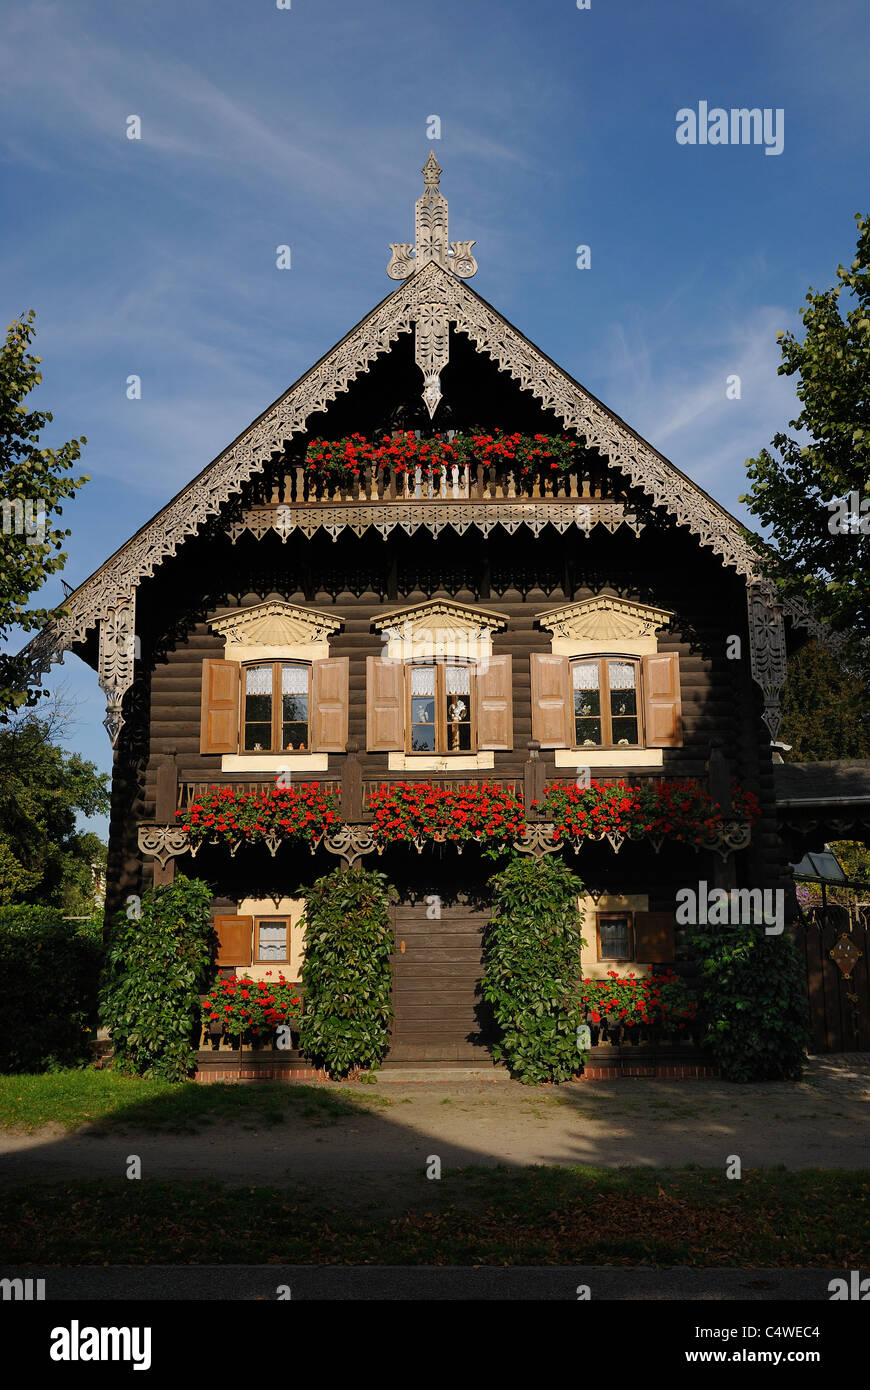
[228,450,645,546]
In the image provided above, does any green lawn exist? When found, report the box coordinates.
[0,1069,392,1133]
[0,1168,867,1266]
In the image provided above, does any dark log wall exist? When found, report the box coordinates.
[104,510,785,913]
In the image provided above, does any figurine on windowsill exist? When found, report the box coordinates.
[448,699,467,752]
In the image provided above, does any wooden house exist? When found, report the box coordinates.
[29,154,827,1068]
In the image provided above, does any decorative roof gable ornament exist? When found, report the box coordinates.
[387,151,478,418]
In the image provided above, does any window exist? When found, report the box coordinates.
[243,662,310,752]
[596,912,634,962]
[255,917,290,963]
[406,662,475,754]
[572,657,641,748]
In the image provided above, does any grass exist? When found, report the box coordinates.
[0,1070,394,1134]
[0,1167,868,1266]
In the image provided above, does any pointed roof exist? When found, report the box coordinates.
[30,151,827,682]
[41,261,768,653]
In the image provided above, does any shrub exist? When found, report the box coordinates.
[0,908,102,1072]
[482,854,587,1083]
[297,866,396,1077]
[99,875,212,1082]
[689,923,810,1081]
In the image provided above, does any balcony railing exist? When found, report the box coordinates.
[246,460,616,508]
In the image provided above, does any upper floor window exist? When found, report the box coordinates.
[572,657,641,748]
[243,662,310,752]
[407,662,475,754]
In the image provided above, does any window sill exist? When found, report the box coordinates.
[388,751,495,772]
[554,747,663,768]
[221,753,329,772]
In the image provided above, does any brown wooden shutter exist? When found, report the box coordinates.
[214,915,252,967]
[642,652,682,747]
[200,659,239,754]
[530,653,573,748]
[475,655,513,751]
[634,911,676,963]
[366,656,404,751]
[310,657,349,753]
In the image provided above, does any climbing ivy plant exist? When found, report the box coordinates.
[482,853,588,1084]
[298,866,397,1078]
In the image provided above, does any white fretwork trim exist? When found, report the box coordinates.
[228,499,644,544]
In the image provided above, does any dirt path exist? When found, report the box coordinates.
[1,1055,869,1191]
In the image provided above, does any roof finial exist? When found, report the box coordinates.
[386,154,478,418]
[386,151,478,281]
[422,149,442,189]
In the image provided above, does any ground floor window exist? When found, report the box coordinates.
[255,916,290,963]
[596,910,634,961]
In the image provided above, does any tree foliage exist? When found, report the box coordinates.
[298,866,397,1077]
[688,924,809,1082]
[482,853,587,1084]
[100,876,213,1082]
[741,213,870,676]
[0,310,88,716]
[0,907,102,1073]
[780,641,870,760]
[0,704,109,909]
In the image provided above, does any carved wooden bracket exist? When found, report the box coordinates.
[98,590,136,746]
[747,581,788,741]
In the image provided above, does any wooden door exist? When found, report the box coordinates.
[797,905,870,1052]
[388,898,493,1062]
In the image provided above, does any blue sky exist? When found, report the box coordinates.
[2,0,867,837]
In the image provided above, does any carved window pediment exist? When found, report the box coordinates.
[538,596,673,644]
[209,601,343,648]
[373,598,507,643]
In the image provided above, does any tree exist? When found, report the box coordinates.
[833,841,870,885]
[0,702,109,910]
[0,310,88,717]
[780,641,870,761]
[741,213,870,677]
